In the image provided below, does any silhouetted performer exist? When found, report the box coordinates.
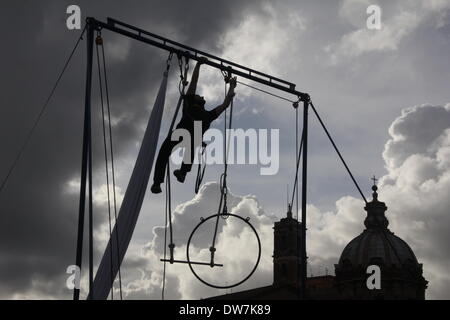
[151,57,237,193]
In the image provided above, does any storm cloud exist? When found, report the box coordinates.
[0,0,265,299]
[0,1,449,299]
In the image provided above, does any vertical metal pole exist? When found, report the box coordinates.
[295,107,300,300]
[300,100,309,299]
[73,20,95,300]
[87,21,95,299]
[88,88,94,296]
[296,108,299,219]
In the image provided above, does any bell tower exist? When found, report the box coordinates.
[273,205,303,286]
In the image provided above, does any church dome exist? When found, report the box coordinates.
[338,228,419,269]
[337,184,420,270]
[334,183,427,299]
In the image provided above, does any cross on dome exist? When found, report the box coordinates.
[371,175,378,186]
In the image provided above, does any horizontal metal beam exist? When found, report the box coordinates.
[87,17,310,102]
[107,18,295,88]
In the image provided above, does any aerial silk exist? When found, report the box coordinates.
[89,69,169,300]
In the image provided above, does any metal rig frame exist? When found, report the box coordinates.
[74,17,310,300]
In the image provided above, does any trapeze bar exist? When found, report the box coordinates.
[86,17,310,102]
[160,259,223,267]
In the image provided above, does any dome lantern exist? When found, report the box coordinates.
[363,181,389,230]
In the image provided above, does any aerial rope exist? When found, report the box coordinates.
[90,41,170,301]
[194,146,207,194]
[290,113,304,212]
[101,31,123,300]
[209,71,235,262]
[95,31,123,299]
[291,106,302,217]
[0,25,87,196]
[162,164,170,300]
[183,71,262,290]
[190,60,207,195]
[193,71,243,195]
[162,53,189,300]
[95,33,114,300]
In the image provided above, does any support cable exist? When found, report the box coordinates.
[236,80,295,103]
[309,102,368,204]
[0,25,87,195]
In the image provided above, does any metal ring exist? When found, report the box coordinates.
[186,213,261,289]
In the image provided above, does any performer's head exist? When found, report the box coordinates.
[194,94,206,108]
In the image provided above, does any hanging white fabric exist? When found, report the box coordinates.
[89,69,169,300]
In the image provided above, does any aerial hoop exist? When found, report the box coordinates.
[186,212,261,289]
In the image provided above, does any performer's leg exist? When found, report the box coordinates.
[174,139,201,183]
[151,135,179,193]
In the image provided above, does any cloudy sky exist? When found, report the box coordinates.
[0,0,449,299]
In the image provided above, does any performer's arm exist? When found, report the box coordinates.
[211,77,237,119]
[186,57,208,96]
